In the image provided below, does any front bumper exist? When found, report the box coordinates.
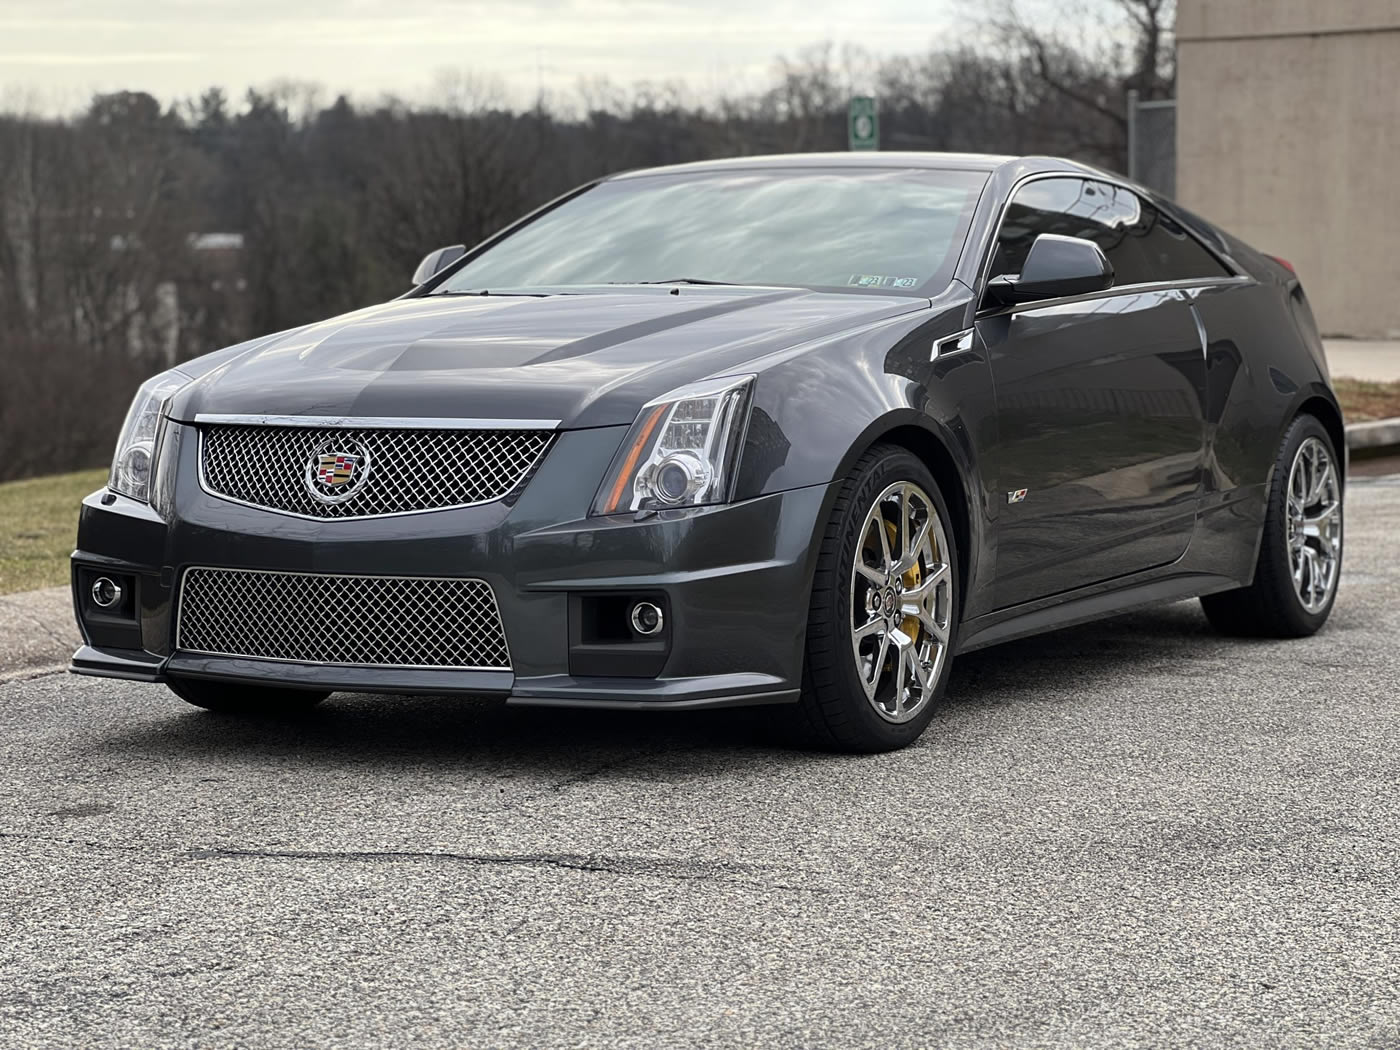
[70,422,831,709]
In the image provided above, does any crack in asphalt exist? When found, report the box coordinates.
[0,831,827,892]
[0,664,67,685]
[0,669,65,686]
[187,846,832,892]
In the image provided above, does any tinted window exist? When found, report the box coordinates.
[990,178,1231,288]
[438,168,987,295]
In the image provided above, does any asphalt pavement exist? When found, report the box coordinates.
[2,477,1398,1049]
[0,587,75,684]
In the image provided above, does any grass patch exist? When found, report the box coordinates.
[1335,378,1400,423]
[0,469,106,595]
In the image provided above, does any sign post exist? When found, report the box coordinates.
[848,96,879,151]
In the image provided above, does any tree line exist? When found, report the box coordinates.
[0,0,1173,482]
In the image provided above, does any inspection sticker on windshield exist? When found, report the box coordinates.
[848,274,919,289]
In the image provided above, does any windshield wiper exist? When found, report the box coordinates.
[615,277,739,286]
[433,289,551,297]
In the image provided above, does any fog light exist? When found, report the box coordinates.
[629,601,664,636]
[91,576,123,609]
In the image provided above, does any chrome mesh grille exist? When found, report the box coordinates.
[177,568,511,670]
[199,424,552,518]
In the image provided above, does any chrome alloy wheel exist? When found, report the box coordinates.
[849,481,953,723]
[1286,436,1342,613]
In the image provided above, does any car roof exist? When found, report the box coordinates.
[607,151,1085,180]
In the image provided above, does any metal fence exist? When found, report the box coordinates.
[1127,90,1177,198]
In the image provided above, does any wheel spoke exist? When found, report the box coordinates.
[855,561,885,586]
[904,562,949,603]
[894,518,930,575]
[911,605,949,644]
[912,649,934,691]
[1303,547,1322,603]
[893,649,908,711]
[1308,459,1332,507]
[899,485,913,566]
[891,627,913,710]
[1305,500,1339,532]
[874,512,892,572]
[905,646,930,704]
[853,617,885,641]
[895,485,936,571]
[861,631,889,701]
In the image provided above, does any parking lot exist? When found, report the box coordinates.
[2,477,1397,1049]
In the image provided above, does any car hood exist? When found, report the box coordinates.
[174,288,929,429]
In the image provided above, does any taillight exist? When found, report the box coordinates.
[1266,254,1296,274]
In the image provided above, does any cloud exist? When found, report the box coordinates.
[2,0,958,112]
[0,51,201,64]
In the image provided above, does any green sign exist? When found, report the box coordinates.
[848,97,878,151]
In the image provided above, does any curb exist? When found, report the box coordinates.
[1346,417,1400,453]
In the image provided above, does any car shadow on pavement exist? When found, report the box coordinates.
[95,686,799,774]
[945,598,1220,707]
[93,601,1220,772]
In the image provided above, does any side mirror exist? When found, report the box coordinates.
[412,244,466,286]
[987,234,1114,306]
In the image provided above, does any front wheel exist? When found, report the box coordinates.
[167,676,331,715]
[1201,414,1343,637]
[791,444,960,753]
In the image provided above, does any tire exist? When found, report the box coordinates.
[788,443,960,753]
[166,676,331,715]
[1200,414,1343,638]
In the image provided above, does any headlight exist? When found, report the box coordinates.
[592,374,754,515]
[109,368,191,501]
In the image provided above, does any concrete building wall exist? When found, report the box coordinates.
[1177,0,1400,338]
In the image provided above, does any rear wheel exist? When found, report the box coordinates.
[167,677,330,715]
[791,444,959,753]
[1201,414,1342,637]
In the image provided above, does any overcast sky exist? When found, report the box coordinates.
[2,0,973,113]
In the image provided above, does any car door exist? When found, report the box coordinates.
[977,177,1212,610]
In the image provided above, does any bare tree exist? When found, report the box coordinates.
[977,0,1176,167]
[0,1,1179,481]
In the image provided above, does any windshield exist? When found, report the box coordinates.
[435,167,987,296]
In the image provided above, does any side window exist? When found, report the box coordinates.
[989,178,1231,289]
[987,178,1089,281]
[1117,192,1233,282]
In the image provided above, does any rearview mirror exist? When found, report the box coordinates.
[987,234,1114,306]
[412,244,466,286]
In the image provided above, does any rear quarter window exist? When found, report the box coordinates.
[992,178,1232,287]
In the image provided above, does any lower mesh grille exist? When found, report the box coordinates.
[177,568,511,670]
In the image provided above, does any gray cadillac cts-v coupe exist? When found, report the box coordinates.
[72,152,1344,752]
